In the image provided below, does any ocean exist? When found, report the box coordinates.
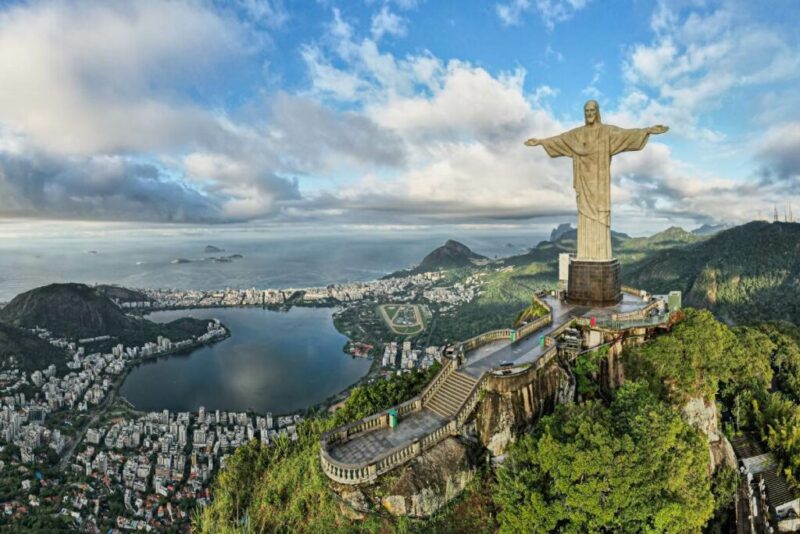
[0,226,549,301]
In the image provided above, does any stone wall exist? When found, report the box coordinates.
[476,352,574,456]
[332,437,478,518]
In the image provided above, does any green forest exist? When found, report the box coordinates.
[196,307,800,533]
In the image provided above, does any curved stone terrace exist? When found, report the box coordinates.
[320,291,666,485]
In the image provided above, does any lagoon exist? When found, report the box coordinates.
[119,306,370,414]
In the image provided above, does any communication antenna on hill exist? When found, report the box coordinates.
[774,204,779,222]
[789,202,794,223]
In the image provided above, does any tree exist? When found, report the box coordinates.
[624,308,736,402]
[495,382,714,533]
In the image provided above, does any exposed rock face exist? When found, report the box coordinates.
[379,437,475,517]
[477,356,573,456]
[550,223,574,242]
[334,437,476,519]
[682,396,736,473]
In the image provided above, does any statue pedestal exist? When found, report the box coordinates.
[567,258,621,307]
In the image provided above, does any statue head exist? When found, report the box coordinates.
[584,100,600,125]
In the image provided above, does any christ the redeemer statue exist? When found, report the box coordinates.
[525,100,668,260]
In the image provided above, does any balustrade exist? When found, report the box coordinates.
[322,295,677,486]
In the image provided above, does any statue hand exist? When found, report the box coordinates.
[648,125,669,135]
[524,138,540,147]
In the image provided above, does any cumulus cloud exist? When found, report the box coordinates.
[0,0,254,154]
[0,0,793,230]
[0,148,224,222]
[616,0,800,142]
[294,14,579,224]
[0,1,313,222]
[370,6,407,41]
[756,122,800,183]
[496,0,591,29]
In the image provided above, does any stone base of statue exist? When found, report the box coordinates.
[567,258,622,307]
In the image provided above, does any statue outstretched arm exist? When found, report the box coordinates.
[608,124,669,155]
[524,131,576,158]
[647,125,669,135]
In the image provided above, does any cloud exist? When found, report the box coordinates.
[0,148,224,223]
[0,1,302,222]
[496,0,591,29]
[0,0,257,155]
[370,6,407,41]
[0,0,793,231]
[291,6,779,230]
[608,139,799,228]
[294,18,580,224]
[224,0,288,29]
[616,0,800,142]
[582,61,604,99]
[756,122,800,183]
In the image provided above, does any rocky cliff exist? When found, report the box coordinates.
[476,354,575,456]
[333,437,477,518]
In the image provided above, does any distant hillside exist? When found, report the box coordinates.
[0,283,210,344]
[614,227,706,266]
[96,285,149,304]
[692,223,732,236]
[502,227,639,268]
[549,223,574,242]
[1,283,134,338]
[390,240,489,276]
[624,221,800,323]
[0,322,68,375]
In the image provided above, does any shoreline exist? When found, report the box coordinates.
[127,306,379,419]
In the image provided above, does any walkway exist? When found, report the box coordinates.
[461,293,646,376]
[322,292,657,483]
[328,410,443,464]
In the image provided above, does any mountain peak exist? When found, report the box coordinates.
[0,283,133,338]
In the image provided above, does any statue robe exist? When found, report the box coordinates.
[539,124,650,260]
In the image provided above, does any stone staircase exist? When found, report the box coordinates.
[424,371,478,419]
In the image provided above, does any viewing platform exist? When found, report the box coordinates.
[320,290,672,485]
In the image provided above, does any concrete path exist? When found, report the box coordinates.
[327,293,649,463]
[328,410,444,464]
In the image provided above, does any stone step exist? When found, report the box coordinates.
[429,389,462,413]
[426,396,458,417]
[440,379,473,398]
[431,389,461,409]
[436,384,472,405]
[451,372,478,389]
[431,386,467,411]
[424,371,479,418]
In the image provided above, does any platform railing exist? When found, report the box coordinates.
[320,294,558,485]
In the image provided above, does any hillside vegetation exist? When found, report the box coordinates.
[197,308,800,533]
[625,221,800,323]
[0,283,133,339]
[0,322,69,375]
[196,366,440,533]
[0,283,212,373]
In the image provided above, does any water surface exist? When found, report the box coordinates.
[119,306,370,414]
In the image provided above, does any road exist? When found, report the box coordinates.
[58,374,124,469]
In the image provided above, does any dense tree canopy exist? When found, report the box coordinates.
[624,309,739,402]
[495,382,714,533]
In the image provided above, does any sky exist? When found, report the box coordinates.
[0,0,798,236]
